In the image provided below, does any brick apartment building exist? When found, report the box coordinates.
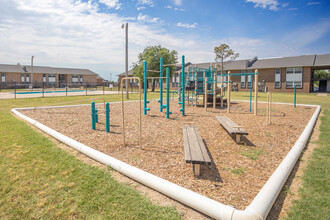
[0,64,98,88]
[118,54,330,93]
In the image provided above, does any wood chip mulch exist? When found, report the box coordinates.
[20,100,315,209]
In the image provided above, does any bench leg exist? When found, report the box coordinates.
[236,134,241,143]
[193,164,200,176]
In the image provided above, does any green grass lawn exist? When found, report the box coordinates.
[0,93,181,219]
[0,91,329,219]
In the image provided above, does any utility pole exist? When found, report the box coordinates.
[31,56,34,90]
[121,23,129,99]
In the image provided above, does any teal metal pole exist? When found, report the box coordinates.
[91,101,96,130]
[250,76,252,112]
[144,60,150,115]
[294,84,296,108]
[105,102,110,132]
[158,57,163,112]
[166,67,171,118]
[180,55,185,115]
[95,108,98,123]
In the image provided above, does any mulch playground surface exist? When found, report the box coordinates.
[20,100,315,209]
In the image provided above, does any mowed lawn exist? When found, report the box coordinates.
[0,91,329,219]
[0,93,181,219]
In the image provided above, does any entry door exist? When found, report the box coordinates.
[319,80,326,92]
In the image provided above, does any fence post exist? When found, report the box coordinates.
[66,83,68,96]
[14,81,17,99]
[103,83,105,95]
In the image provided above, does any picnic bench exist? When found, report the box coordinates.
[216,116,248,143]
[183,126,211,176]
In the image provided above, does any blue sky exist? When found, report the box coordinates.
[0,0,329,81]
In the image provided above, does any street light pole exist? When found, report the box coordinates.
[31,56,34,90]
[122,23,129,99]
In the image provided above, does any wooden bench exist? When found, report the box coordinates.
[216,116,248,143]
[183,126,211,176]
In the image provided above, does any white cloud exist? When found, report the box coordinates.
[138,0,154,7]
[245,0,280,11]
[99,0,121,9]
[166,5,172,9]
[137,13,159,23]
[288,8,298,11]
[307,2,320,6]
[137,6,146,11]
[177,22,197,28]
[173,0,182,6]
[174,8,185,11]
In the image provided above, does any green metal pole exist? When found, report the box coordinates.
[144,60,150,115]
[294,84,296,108]
[180,55,185,115]
[95,108,98,123]
[91,102,96,130]
[166,67,172,118]
[250,76,252,112]
[105,102,110,132]
[158,57,163,112]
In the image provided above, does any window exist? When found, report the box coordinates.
[48,74,56,84]
[21,73,25,83]
[80,75,83,83]
[1,73,5,82]
[26,73,30,83]
[43,74,46,83]
[72,75,79,83]
[240,75,246,88]
[286,67,302,88]
[274,68,281,88]
[247,75,252,88]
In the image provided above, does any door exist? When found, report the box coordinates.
[319,80,326,92]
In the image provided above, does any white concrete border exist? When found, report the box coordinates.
[11,101,321,220]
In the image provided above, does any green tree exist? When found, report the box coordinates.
[133,45,178,91]
[214,43,239,74]
[314,69,330,79]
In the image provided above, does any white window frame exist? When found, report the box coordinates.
[26,73,30,83]
[274,68,281,89]
[80,75,83,83]
[247,75,252,88]
[240,75,246,88]
[72,75,79,83]
[286,67,302,88]
[21,73,25,83]
[1,73,5,83]
[48,74,56,84]
[43,74,46,83]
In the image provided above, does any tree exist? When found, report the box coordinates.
[314,69,330,79]
[214,43,239,74]
[133,45,178,91]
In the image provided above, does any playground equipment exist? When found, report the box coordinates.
[179,63,260,114]
[144,60,171,118]
[91,101,110,132]
[121,77,142,147]
[226,69,259,115]
[294,84,297,108]
[144,55,186,118]
[266,92,272,125]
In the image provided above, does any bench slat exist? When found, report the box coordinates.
[193,127,212,164]
[183,126,192,161]
[216,116,248,135]
[186,127,205,163]
[183,126,211,165]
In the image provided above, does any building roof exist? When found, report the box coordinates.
[313,54,330,67]
[249,54,316,69]
[192,54,330,70]
[24,66,97,75]
[117,69,134,77]
[0,64,26,73]
[0,63,97,75]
